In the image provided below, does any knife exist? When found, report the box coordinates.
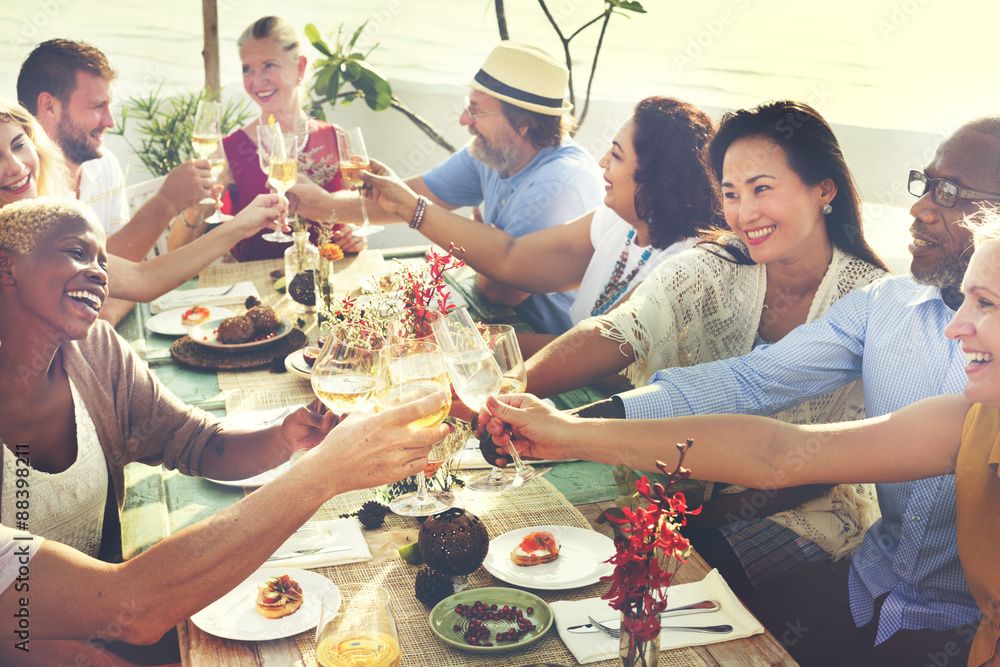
[566,599,720,633]
[265,545,355,561]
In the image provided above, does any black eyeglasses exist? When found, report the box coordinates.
[907,170,1000,208]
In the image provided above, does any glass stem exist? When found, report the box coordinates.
[505,442,529,473]
[358,192,370,227]
[414,472,429,501]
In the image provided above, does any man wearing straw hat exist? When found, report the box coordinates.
[366,41,603,335]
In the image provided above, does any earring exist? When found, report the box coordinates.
[821,203,833,215]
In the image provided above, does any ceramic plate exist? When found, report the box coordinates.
[429,587,552,653]
[483,526,615,590]
[145,306,233,337]
[189,318,293,349]
[284,349,313,379]
[190,567,335,641]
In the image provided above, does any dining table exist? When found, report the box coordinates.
[115,246,798,667]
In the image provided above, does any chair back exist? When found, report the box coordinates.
[125,175,168,257]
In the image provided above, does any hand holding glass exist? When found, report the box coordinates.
[311,327,379,414]
[337,126,383,237]
[192,100,222,207]
[256,124,298,242]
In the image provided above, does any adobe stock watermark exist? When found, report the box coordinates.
[352,0,403,52]
[5,0,72,54]
[877,0,930,40]
[673,0,752,72]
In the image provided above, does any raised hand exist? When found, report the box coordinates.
[228,193,289,239]
[159,159,214,212]
[359,158,416,219]
[477,394,574,463]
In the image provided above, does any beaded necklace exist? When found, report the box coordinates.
[590,228,652,316]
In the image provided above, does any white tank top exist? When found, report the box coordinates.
[1,377,108,557]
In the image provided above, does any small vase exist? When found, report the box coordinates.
[315,257,335,331]
[284,231,319,315]
[619,614,660,667]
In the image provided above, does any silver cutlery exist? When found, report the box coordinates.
[585,614,732,639]
[566,599,721,634]
[265,545,354,561]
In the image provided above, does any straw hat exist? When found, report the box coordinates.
[463,41,573,116]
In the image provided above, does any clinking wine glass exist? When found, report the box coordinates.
[192,100,221,207]
[314,584,401,667]
[469,324,550,492]
[376,341,459,516]
[257,123,298,243]
[431,308,503,414]
[337,126,383,237]
[311,327,379,415]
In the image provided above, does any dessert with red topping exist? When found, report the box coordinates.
[255,574,303,619]
[182,306,210,326]
[510,531,559,566]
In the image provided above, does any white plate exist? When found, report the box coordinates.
[284,349,314,379]
[206,461,290,487]
[190,567,335,641]
[189,318,293,349]
[484,525,615,590]
[145,306,233,337]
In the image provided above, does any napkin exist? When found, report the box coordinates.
[149,281,259,314]
[552,569,764,664]
[260,518,372,569]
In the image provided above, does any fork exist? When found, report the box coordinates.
[586,615,733,638]
[265,545,354,561]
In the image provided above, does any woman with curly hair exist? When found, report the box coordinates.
[520,100,891,594]
[361,96,718,346]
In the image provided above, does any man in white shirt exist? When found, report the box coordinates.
[16,39,212,324]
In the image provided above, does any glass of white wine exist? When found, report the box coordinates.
[377,341,459,516]
[256,124,298,243]
[191,100,221,207]
[311,327,379,415]
[315,584,401,667]
[431,308,503,414]
[337,126,383,237]
[470,324,551,492]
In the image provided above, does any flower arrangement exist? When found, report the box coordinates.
[601,440,697,665]
[319,243,344,262]
[320,246,465,346]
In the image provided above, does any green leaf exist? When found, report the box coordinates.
[346,21,368,51]
[608,0,646,12]
[325,69,342,103]
[351,62,393,111]
[305,24,333,58]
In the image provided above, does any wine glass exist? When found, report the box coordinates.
[468,325,551,492]
[257,123,298,243]
[337,126,383,237]
[311,327,379,414]
[431,308,503,413]
[191,100,222,207]
[314,584,401,667]
[376,341,459,516]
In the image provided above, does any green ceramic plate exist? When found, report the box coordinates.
[429,587,553,654]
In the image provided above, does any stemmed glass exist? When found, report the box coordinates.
[376,341,460,516]
[468,325,551,492]
[311,327,379,414]
[256,123,298,242]
[314,584,401,667]
[192,100,221,207]
[386,307,442,344]
[431,308,503,413]
[337,126,383,237]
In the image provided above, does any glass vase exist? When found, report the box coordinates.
[284,230,318,315]
[619,614,660,667]
[315,256,335,331]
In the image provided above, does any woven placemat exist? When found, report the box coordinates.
[286,476,706,667]
[170,328,307,371]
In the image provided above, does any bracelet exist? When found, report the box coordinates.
[409,195,428,230]
[181,209,204,229]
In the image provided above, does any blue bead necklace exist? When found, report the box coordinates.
[590,228,652,316]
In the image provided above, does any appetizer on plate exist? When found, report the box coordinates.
[510,531,559,566]
[182,306,211,326]
[255,574,303,619]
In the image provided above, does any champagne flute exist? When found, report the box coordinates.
[431,308,503,413]
[315,584,401,667]
[470,325,551,491]
[191,100,221,206]
[376,341,458,516]
[337,126,383,237]
[203,150,231,224]
[257,123,298,243]
[311,327,379,414]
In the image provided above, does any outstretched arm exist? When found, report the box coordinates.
[108,194,287,302]
[0,393,448,644]
[480,392,969,488]
[524,319,635,398]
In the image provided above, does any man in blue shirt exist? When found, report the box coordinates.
[390,42,603,334]
[565,119,1000,664]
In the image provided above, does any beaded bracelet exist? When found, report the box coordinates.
[409,195,429,230]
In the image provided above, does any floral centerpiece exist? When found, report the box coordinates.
[602,440,697,667]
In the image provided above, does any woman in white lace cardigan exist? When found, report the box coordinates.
[522,101,892,595]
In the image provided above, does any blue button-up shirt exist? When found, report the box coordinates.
[620,275,978,642]
[423,138,603,335]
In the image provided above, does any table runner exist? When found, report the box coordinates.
[286,478,705,667]
[199,251,387,413]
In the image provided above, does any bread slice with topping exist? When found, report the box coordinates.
[255,574,304,619]
[510,531,560,566]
